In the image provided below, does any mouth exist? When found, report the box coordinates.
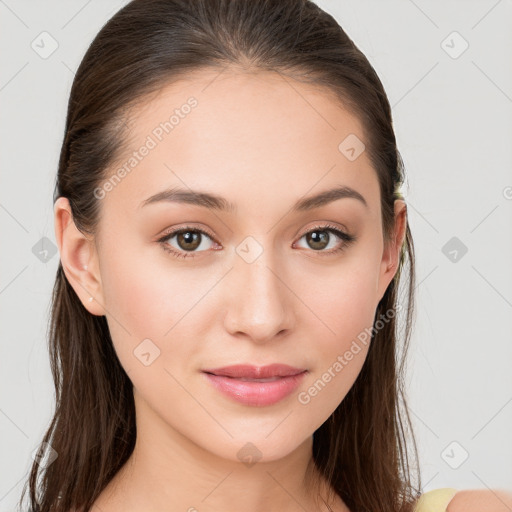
[201,363,307,379]
[205,375,290,382]
[201,365,308,407]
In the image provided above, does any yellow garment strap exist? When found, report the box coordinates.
[415,488,459,512]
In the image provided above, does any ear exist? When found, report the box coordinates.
[376,199,408,303]
[53,197,105,316]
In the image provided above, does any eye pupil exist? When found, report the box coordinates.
[177,231,201,250]
[307,230,329,250]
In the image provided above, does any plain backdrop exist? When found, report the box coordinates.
[1,0,511,509]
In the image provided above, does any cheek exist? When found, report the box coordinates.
[293,260,379,411]
[295,259,380,351]
[98,244,220,377]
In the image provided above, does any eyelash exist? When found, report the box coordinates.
[157,223,356,260]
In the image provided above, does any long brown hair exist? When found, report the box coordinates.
[19,1,421,511]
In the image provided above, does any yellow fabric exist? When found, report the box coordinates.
[415,488,458,512]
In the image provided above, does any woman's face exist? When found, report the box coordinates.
[57,68,405,464]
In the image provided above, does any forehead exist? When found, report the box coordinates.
[101,67,379,221]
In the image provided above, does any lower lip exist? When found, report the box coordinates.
[202,371,307,407]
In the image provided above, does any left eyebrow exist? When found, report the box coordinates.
[293,185,368,211]
[139,185,368,212]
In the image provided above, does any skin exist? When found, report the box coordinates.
[447,489,512,512]
[54,67,408,512]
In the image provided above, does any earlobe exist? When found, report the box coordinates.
[376,200,407,303]
[53,197,105,316]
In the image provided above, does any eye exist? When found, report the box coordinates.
[157,223,356,260]
[157,226,219,259]
[294,223,356,255]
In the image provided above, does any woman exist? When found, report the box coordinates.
[19,1,512,511]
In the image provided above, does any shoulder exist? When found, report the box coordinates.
[415,488,458,512]
[447,489,512,512]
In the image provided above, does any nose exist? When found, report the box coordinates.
[223,252,296,344]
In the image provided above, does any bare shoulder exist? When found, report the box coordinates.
[447,489,512,512]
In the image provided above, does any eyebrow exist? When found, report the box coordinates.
[140,185,368,212]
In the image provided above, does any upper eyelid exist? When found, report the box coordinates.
[158,224,216,241]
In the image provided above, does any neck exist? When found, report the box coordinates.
[94,389,338,512]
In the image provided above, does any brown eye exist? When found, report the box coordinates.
[295,224,356,255]
[157,226,218,259]
[305,230,331,250]
[175,230,202,251]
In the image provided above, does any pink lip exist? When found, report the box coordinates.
[202,363,306,379]
[201,364,308,407]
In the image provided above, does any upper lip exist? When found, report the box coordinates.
[202,364,307,379]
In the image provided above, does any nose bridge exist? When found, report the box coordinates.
[224,241,294,341]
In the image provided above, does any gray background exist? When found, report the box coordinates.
[1,0,511,509]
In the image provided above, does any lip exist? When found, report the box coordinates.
[201,364,308,407]
[202,363,306,379]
